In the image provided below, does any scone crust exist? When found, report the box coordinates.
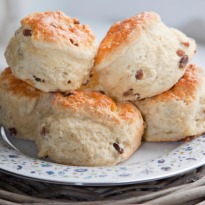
[152,64,203,104]
[96,12,159,66]
[135,64,205,142]
[0,68,50,140]
[0,67,42,98]
[51,91,140,124]
[36,91,144,166]
[21,11,97,52]
[95,11,196,101]
[5,11,98,92]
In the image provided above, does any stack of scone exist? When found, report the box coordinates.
[0,11,144,166]
[0,10,204,167]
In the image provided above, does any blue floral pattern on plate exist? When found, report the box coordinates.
[0,134,205,185]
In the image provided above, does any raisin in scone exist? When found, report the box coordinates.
[95,11,196,101]
[36,91,144,166]
[5,11,98,92]
[0,68,51,140]
[134,64,205,142]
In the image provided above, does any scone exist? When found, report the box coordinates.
[5,11,98,92]
[134,64,205,142]
[95,11,196,101]
[0,67,51,140]
[36,91,144,166]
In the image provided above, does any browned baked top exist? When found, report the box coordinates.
[154,64,203,103]
[21,11,96,47]
[0,68,42,98]
[95,12,159,65]
[52,90,139,123]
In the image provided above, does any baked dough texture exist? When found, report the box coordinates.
[0,68,51,140]
[5,11,98,92]
[95,11,196,101]
[36,91,144,166]
[0,69,144,166]
[134,64,205,142]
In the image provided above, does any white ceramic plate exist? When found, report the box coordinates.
[1,132,205,186]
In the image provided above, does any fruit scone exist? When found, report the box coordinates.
[5,11,98,92]
[0,67,51,140]
[95,11,196,101]
[35,91,144,166]
[134,64,205,142]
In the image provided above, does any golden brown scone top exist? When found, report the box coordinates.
[21,11,96,47]
[0,68,43,98]
[51,91,139,124]
[95,11,159,65]
[152,64,203,103]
